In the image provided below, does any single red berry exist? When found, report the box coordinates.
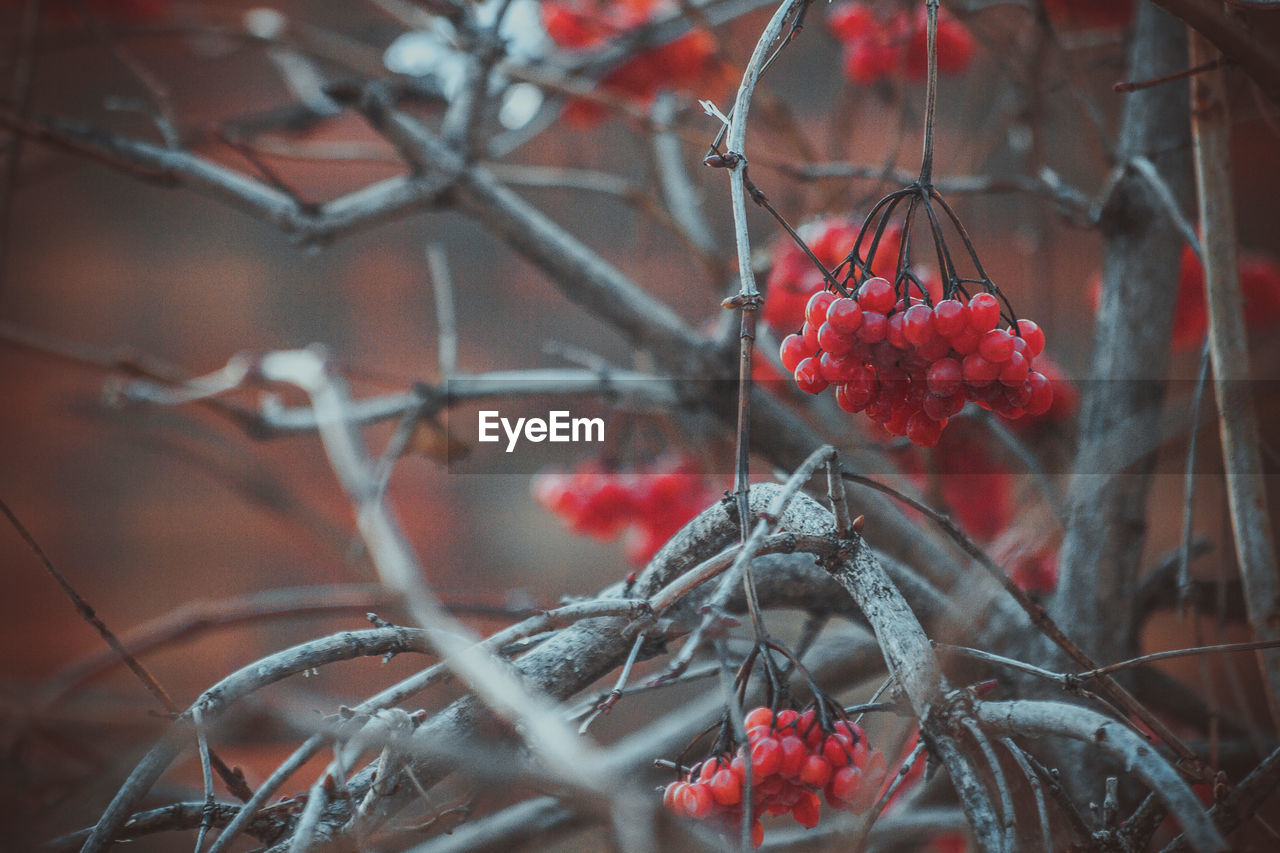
[823,734,852,768]
[663,780,686,812]
[1017,318,1046,357]
[926,358,963,396]
[883,403,912,437]
[779,735,808,778]
[837,373,876,412]
[906,410,946,446]
[750,737,783,780]
[829,765,862,802]
[885,311,908,349]
[827,297,864,334]
[752,819,764,848]
[818,321,857,356]
[792,790,821,829]
[933,298,968,337]
[775,709,799,729]
[967,292,1001,332]
[962,353,1000,387]
[998,350,1029,385]
[978,328,1016,363]
[819,352,860,384]
[681,782,714,818]
[1025,370,1054,415]
[802,321,820,353]
[923,391,964,421]
[902,304,935,345]
[779,334,810,372]
[857,276,896,313]
[799,754,833,787]
[858,311,888,343]
[708,767,741,806]
[805,290,838,326]
[793,357,829,394]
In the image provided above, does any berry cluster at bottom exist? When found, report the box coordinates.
[781,279,1054,446]
[662,706,889,846]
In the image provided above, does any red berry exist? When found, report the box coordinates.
[1017,318,1046,357]
[805,291,838,326]
[998,350,1029,385]
[926,358,963,396]
[819,352,860,384]
[1025,370,1054,415]
[775,709,799,729]
[827,297,864,334]
[829,765,862,802]
[818,321,857,356]
[978,328,1016,363]
[883,403,912,437]
[793,357,829,394]
[933,298,968,337]
[857,311,888,343]
[801,321,820,352]
[967,292,1001,332]
[923,391,964,421]
[885,311,908,349]
[663,780,685,812]
[792,790,821,828]
[857,277,895,313]
[799,754,833,787]
[906,410,946,446]
[779,334,810,372]
[834,382,864,413]
[779,735,807,778]
[708,767,741,806]
[962,353,1000,387]
[902,304,935,345]
[681,782,713,818]
[751,737,783,779]
[823,734,852,768]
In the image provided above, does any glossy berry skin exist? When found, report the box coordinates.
[857,277,895,314]
[793,358,829,394]
[779,334,809,372]
[827,297,864,334]
[967,292,1001,332]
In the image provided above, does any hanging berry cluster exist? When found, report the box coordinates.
[662,706,889,846]
[780,281,1053,446]
[541,0,723,125]
[532,454,721,565]
[826,2,974,85]
[763,217,904,330]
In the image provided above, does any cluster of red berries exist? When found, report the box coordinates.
[541,0,721,125]
[763,217,903,331]
[662,706,888,846]
[826,3,975,85]
[780,280,1054,447]
[532,455,719,565]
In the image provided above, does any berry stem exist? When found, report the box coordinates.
[918,0,940,188]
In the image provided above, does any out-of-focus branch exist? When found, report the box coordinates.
[1051,1,1191,668]
[975,699,1226,853]
[1149,0,1280,103]
[1188,26,1280,726]
[0,108,454,246]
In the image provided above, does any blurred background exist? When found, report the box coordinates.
[2,1,1279,848]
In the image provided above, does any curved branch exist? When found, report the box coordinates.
[974,699,1227,853]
